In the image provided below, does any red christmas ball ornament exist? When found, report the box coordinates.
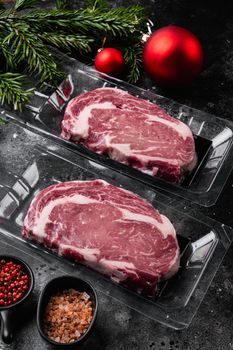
[94,48,125,76]
[143,26,203,86]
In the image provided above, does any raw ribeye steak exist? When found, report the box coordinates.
[22,180,180,295]
[61,88,197,183]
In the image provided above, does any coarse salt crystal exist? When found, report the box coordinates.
[83,292,90,300]
[75,330,81,337]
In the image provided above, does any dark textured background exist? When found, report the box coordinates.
[1,1,233,349]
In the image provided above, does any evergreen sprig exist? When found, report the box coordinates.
[0,73,34,110]
[55,0,70,10]
[124,43,143,83]
[0,40,15,69]
[22,6,145,37]
[87,0,109,12]
[38,32,93,52]
[0,0,147,110]
[4,22,62,82]
[14,0,39,11]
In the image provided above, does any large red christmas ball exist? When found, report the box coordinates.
[143,26,203,86]
[94,48,125,76]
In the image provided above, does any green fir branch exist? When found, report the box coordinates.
[0,9,14,18]
[0,73,34,110]
[0,41,15,69]
[0,9,14,30]
[14,0,39,11]
[86,0,109,12]
[55,0,70,10]
[38,32,93,52]
[22,6,146,37]
[4,22,61,82]
[124,43,143,83]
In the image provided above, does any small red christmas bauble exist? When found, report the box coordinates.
[94,48,125,76]
[143,25,203,86]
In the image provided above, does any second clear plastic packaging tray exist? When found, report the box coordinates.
[2,50,233,206]
[0,120,231,330]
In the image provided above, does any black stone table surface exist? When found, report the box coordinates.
[1,1,233,349]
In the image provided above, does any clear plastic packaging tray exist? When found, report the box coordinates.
[0,120,231,330]
[2,50,233,207]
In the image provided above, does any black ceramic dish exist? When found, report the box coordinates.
[37,275,98,348]
[0,255,34,344]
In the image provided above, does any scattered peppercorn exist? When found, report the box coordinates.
[0,259,29,306]
[43,288,93,344]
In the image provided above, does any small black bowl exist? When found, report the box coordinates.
[0,255,34,344]
[37,275,98,348]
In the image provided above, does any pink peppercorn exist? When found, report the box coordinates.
[0,259,29,306]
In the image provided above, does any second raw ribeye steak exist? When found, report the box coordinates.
[22,180,180,295]
[61,88,197,183]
